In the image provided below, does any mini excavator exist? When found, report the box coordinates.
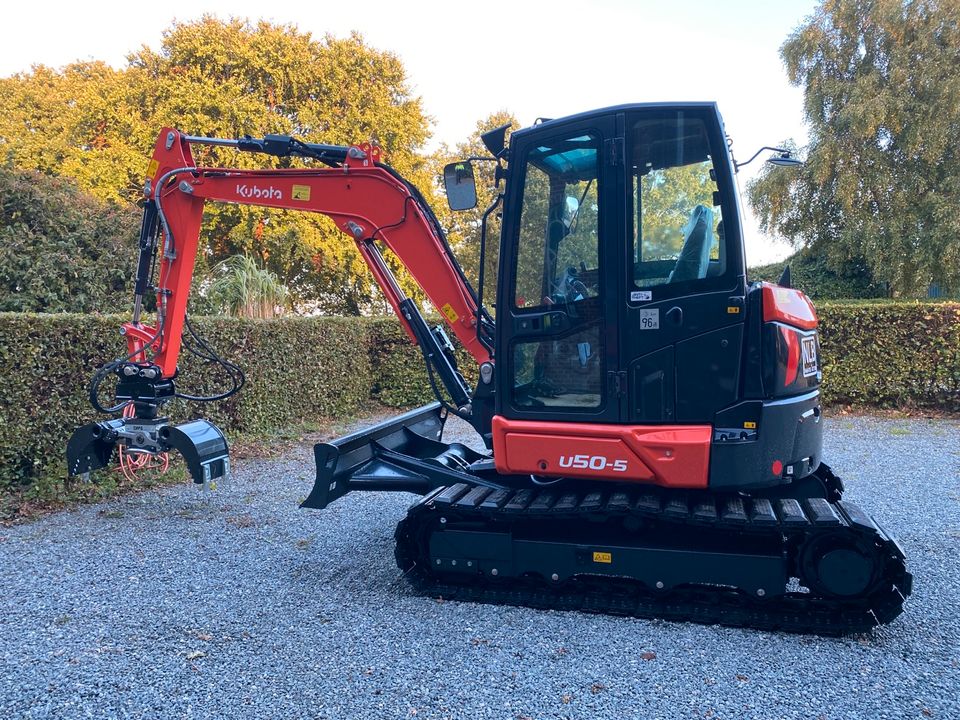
[67,103,911,634]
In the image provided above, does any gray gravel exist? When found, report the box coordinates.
[1,413,958,720]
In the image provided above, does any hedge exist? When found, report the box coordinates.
[0,303,958,504]
[817,302,960,409]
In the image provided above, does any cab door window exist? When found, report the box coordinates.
[510,132,605,412]
[514,135,600,309]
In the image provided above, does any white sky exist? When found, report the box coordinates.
[2,0,819,265]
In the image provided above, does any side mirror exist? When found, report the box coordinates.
[562,195,580,229]
[443,161,478,211]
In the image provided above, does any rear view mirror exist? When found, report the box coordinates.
[443,161,477,211]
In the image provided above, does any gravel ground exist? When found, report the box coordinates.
[1,414,958,720]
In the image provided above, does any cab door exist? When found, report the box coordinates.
[620,105,747,424]
[497,115,622,424]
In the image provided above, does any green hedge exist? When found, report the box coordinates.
[817,302,960,409]
[1,303,958,507]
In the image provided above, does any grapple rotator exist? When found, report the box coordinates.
[67,359,230,487]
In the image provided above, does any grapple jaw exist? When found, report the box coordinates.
[66,417,229,486]
[67,419,127,477]
[302,402,493,510]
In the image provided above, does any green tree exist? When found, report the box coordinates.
[749,249,885,299]
[0,17,435,314]
[747,0,960,296]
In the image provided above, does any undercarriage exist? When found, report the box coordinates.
[300,403,911,635]
[395,478,910,635]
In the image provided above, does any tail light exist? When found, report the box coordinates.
[761,283,821,396]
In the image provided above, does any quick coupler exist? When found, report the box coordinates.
[67,417,229,487]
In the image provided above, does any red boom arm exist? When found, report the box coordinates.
[134,128,491,378]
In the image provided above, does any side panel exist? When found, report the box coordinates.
[491,416,711,488]
[628,346,675,422]
[675,323,743,420]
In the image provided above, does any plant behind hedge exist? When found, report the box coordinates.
[0,167,139,313]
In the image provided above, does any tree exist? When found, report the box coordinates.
[0,166,139,313]
[747,0,960,296]
[0,18,435,314]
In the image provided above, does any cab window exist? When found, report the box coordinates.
[631,115,726,288]
[514,134,600,309]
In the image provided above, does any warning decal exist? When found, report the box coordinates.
[441,303,459,324]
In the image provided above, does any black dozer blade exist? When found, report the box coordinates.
[66,417,229,485]
[302,402,493,510]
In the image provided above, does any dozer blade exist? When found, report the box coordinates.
[66,417,229,485]
[302,402,493,510]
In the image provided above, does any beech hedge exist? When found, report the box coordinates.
[0,302,957,501]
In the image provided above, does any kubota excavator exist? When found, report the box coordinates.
[67,103,911,634]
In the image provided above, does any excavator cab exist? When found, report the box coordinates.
[496,105,743,426]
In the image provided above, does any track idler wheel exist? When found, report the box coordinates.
[800,532,881,598]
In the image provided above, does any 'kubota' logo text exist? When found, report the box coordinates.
[236,184,283,200]
[558,454,628,472]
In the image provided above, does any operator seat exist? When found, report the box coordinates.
[668,204,714,283]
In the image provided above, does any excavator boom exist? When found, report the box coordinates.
[141,128,491,376]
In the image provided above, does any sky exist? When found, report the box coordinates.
[1,0,819,265]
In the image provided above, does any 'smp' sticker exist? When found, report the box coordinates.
[801,336,818,377]
[638,308,659,330]
[630,290,652,302]
[292,184,311,201]
[592,551,612,564]
[441,303,459,323]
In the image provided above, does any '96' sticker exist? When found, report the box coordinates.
[638,309,659,330]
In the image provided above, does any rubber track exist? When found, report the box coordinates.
[394,483,912,636]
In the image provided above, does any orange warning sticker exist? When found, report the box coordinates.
[292,184,311,201]
[593,551,612,564]
[146,159,159,179]
[727,306,741,314]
